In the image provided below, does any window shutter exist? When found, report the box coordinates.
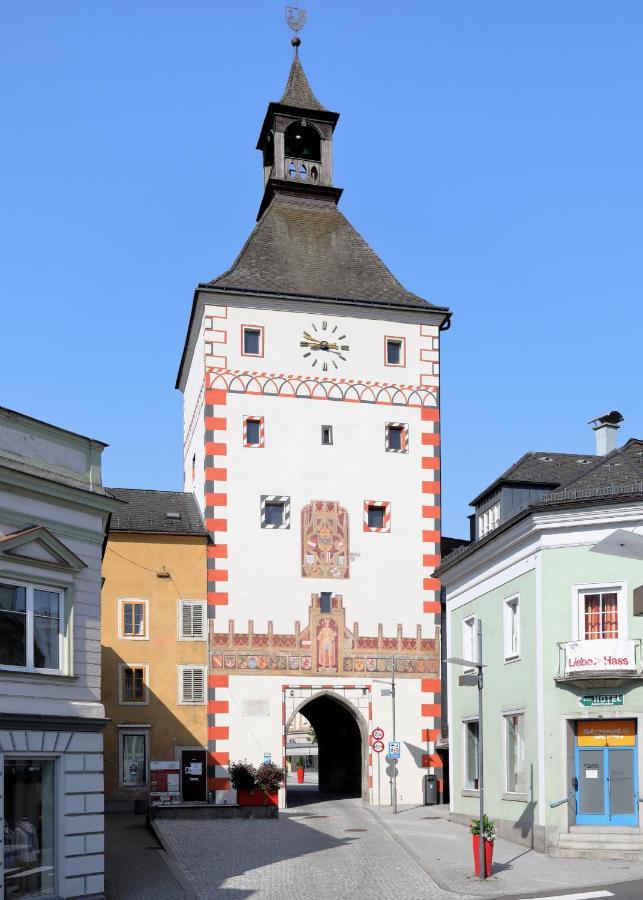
[181,602,193,638]
[180,601,205,638]
[192,603,204,638]
[181,667,205,703]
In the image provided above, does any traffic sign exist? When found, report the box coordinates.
[372,726,385,741]
[388,741,401,759]
[372,739,385,753]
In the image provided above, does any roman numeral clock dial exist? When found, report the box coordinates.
[300,321,350,371]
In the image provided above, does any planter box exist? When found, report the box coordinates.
[237,788,279,807]
[472,835,494,877]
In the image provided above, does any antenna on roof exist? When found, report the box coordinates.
[285,5,307,55]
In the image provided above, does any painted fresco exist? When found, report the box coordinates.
[301,500,349,578]
[209,594,438,678]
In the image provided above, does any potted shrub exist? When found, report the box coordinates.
[295,755,305,785]
[255,761,285,807]
[470,814,495,877]
[228,760,257,806]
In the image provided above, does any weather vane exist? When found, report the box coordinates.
[285,6,307,34]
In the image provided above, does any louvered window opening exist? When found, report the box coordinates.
[181,667,205,703]
[181,601,205,639]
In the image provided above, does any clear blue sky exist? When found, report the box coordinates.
[2,2,641,537]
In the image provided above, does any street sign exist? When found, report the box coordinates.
[372,739,385,753]
[381,687,392,696]
[388,741,401,759]
[459,674,478,687]
[580,693,623,707]
[372,726,385,741]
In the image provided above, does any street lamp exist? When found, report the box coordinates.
[447,618,487,880]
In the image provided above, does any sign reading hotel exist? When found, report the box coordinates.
[564,639,637,674]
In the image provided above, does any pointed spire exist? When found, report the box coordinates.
[279,38,325,111]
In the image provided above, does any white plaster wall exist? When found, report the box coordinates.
[182,316,206,501]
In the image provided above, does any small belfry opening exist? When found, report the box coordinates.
[284,121,321,161]
[286,692,365,805]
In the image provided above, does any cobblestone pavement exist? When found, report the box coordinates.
[105,812,192,899]
[156,795,451,900]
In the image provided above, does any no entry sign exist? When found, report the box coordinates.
[372,739,385,753]
[372,726,384,741]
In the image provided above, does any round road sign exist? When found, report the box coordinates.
[372,739,385,753]
[372,727,385,741]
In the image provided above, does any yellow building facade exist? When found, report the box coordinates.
[101,489,209,807]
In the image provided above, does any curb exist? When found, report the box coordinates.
[148,818,199,900]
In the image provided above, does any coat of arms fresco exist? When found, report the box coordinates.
[301,500,349,578]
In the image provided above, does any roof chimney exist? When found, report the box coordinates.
[589,410,623,456]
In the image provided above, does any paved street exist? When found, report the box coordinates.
[155,793,449,899]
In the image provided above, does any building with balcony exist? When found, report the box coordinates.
[438,415,643,858]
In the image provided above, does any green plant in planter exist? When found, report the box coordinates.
[227,760,257,791]
[295,756,305,769]
[255,762,285,795]
[470,814,496,841]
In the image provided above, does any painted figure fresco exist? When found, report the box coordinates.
[301,500,349,578]
[316,617,339,671]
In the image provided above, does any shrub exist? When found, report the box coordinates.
[255,761,285,795]
[227,760,257,791]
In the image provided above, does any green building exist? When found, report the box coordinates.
[438,416,643,858]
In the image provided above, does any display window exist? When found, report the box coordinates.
[3,758,56,898]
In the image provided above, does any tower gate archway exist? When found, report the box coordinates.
[284,687,371,803]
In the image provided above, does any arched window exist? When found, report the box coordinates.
[284,121,321,161]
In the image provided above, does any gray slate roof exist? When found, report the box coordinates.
[211,193,436,309]
[471,450,599,505]
[279,55,325,110]
[108,489,209,536]
[542,439,643,497]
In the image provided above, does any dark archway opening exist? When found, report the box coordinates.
[284,121,321,161]
[287,694,363,805]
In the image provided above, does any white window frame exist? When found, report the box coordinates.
[478,501,500,538]
[178,665,207,705]
[0,578,65,675]
[118,597,149,641]
[118,725,150,788]
[463,717,480,793]
[118,662,150,705]
[462,614,477,671]
[177,600,207,641]
[503,710,527,798]
[571,581,627,641]
[503,594,520,662]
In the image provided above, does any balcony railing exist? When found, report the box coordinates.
[556,638,643,683]
[285,157,322,184]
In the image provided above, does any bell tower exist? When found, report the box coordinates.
[256,37,341,218]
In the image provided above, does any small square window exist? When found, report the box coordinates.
[363,501,391,532]
[242,326,263,356]
[385,422,408,453]
[321,425,333,445]
[244,416,264,447]
[385,337,405,366]
[260,495,291,529]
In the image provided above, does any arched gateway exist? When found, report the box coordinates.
[286,690,368,801]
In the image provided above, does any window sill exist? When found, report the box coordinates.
[178,636,207,642]
[0,667,76,682]
[502,792,528,802]
[461,789,480,798]
[504,655,521,665]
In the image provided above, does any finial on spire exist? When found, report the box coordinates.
[291,36,301,57]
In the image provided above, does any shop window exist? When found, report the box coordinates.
[241,325,264,357]
[120,730,148,787]
[179,665,206,704]
[363,501,391,532]
[260,495,291,529]
[3,758,56,896]
[464,720,479,791]
[0,581,62,672]
[385,336,405,367]
[178,600,206,640]
[505,712,526,794]
[385,423,408,453]
[119,664,148,704]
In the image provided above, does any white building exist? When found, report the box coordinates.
[0,406,118,897]
[176,41,450,806]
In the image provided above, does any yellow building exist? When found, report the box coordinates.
[101,489,209,807]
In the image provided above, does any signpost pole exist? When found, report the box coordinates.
[392,654,398,814]
[477,619,485,881]
[377,752,381,808]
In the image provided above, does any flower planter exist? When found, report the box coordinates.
[472,835,494,877]
[237,788,279,807]
[296,767,305,784]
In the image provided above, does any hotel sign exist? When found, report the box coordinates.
[564,639,637,674]
[579,693,623,707]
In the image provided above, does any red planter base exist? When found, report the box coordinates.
[237,788,279,807]
[296,767,305,784]
[472,835,494,877]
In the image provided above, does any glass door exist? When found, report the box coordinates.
[575,745,638,826]
[608,747,638,826]
[576,748,606,823]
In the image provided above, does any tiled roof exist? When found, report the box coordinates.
[540,439,643,497]
[211,193,436,310]
[108,489,209,536]
[471,451,599,506]
[279,55,325,110]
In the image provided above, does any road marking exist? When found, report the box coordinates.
[519,892,614,900]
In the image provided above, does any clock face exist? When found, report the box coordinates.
[300,320,350,371]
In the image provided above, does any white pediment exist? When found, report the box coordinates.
[0,525,86,572]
